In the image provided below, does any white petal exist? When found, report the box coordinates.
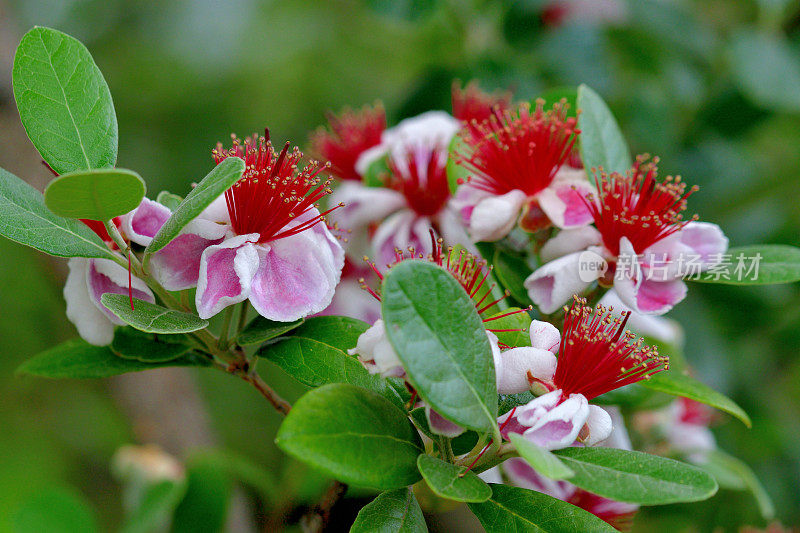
[64,258,115,346]
[195,234,260,319]
[583,405,613,446]
[349,320,404,378]
[599,291,684,345]
[540,226,602,263]
[528,320,561,353]
[469,190,527,242]
[496,346,557,394]
[525,252,597,314]
[537,178,595,229]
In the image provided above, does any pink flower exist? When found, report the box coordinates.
[451,80,512,126]
[143,133,344,321]
[452,101,594,242]
[526,156,728,314]
[309,104,386,182]
[499,298,668,450]
[64,219,155,346]
[331,111,471,266]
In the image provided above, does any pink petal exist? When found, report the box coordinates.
[521,393,589,450]
[678,222,729,267]
[372,211,432,267]
[502,457,576,500]
[195,234,260,319]
[122,198,172,246]
[469,190,527,242]
[599,291,684,345]
[86,259,154,326]
[248,228,344,322]
[537,179,595,229]
[633,277,688,315]
[64,258,115,346]
[329,181,405,236]
[426,407,465,438]
[149,218,228,291]
[451,183,491,226]
[525,252,599,314]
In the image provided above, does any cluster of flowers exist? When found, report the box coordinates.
[63,80,726,528]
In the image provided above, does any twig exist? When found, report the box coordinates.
[300,481,348,533]
[239,368,292,416]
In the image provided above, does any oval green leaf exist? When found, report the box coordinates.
[492,249,534,307]
[416,454,491,503]
[155,190,182,211]
[382,260,498,433]
[275,384,423,490]
[111,327,192,363]
[238,316,304,345]
[553,447,718,505]
[13,27,118,175]
[145,157,245,256]
[350,488,428,533]
[0,167,115,259]
[576,84,631,180]
[16,338,209,379]
[44,168,145,220]
[508,433,574,481]
[700,450,775,520]
[640,371,751,427]
[101,294,210,334]
[467,484,616,533]
[688,245,800,286]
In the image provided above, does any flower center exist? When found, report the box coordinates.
[553,297,668,401]
[310,105,386,182]
[584,155,698,257]
[456,100,579,197]
[386,146,451,217]
[213,131,340,244]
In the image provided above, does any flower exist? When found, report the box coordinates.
[635,398,716,464]
[499,297,668,450]
[147,132,344,320]
[331,111,472,266]
[525,156,728,314]
[452,100,594,242]
[309,104,386,182]
[451,80,512,125]
[64,218,155,346]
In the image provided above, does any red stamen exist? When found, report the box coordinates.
[309,104,386,182]
[385,145,451,217]
[461,407,517,476]
[127,249,134,310]
[584,155,699,256]
[452,80,512,125]
[553,297,669,401]
[456,100,579,197]
[213,130,340,243]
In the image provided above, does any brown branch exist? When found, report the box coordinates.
[240,368,292,416]
[300,481,348,533]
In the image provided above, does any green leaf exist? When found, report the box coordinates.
[553,447,718,505]
[258,319,403,408]
[275,384,423,490]
[498,391,534,416]
[171,458,231,533]
[350,488,427,533]
[446,134,471,193]
[416,454,491,503]
[382,261,498,433]
[492,249,534,307]
[362,153,390,188]
[699,450,774,520]
[539,86,578,117]
[156,191,183,211]
[0,166,115,259]
[238,317,304,345]
[145,157,244,255]
[576,84,631,179]
[44,168,145,220]
[121,480,187,533]
[508,433,574,481]
[101,295,210,334]
[730,30,800,112]
[688,245,800,285]
[640,371,751,427]
[467,484,616,533]
[451,430,481,456]
[13,486,98,533]
[485,308,531,348]
[12,27,117,175]
[111,327,192,363]
[16,338,209,379]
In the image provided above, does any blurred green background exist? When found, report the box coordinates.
[1,0,799,531]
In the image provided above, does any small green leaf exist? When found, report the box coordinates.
[155,191,182,211]
[13,486,98,533]
[350,488,428,533]
[362,154,390,188]
[0,166,115,259]
[111,327,192,363]
[498,391,534,416]
[121,480,187,533]
[416,454,491,503]
[688,245,800,286]
[44,168,145,220]
[16,338,209,379]
[238,316,304,345]
[101,295,210,334]
[446,135,471,193]
[640,371,751,427]
[539,86,578,117]
[730,30,800,112]
[467,484,616,533]
[382,261,498,433]
[553,447,718,505]
[12,27,118,174]
[492,249,534,307]
[275,384,423,490]
[576,84,631,179]
[508,433,574,481]
[485,308,531,348]
[171,458,231,533]
[258,320,403,408]
[699,450,774,520]
[145,157,244,255]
